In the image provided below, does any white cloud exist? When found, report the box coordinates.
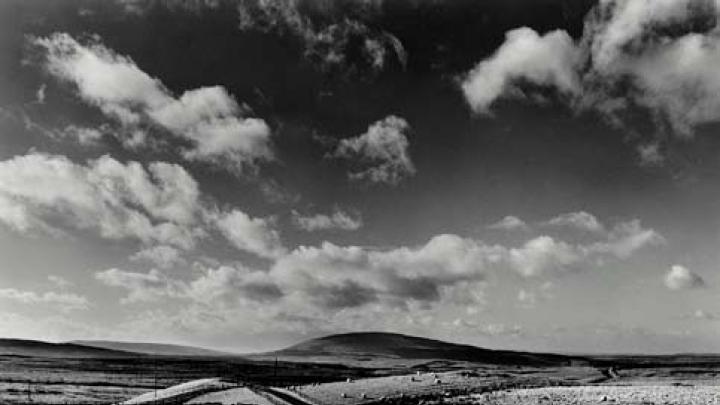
[517,288,537,308]
[32,33,273,172]
[0,152,203,249]
[509,218,662,277]
[95,264,281,308]
[130,245,185,269]
[111,214,660,312]
[664,265,705,290]
[269,234,503,309]
[589,219,665,259]
[333,115,415,185]
[545,211,605,233]
[292,208,362,231]
[187,265,281,304]
[461,0,720,144]
[76,205,665,339]
[48,275,73,289]
[509,236,581,277]
[690,309,716,320]
[0,152,294,267]
[36,84,46,104]
[95,268,184,304]
[461,27,580,114]
[0,288,88,311]
[215,209,286,259]
[62,125,105,145]
[237,0,407,74]
[487,215,529,231]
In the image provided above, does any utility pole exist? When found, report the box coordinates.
[154,357,158,403]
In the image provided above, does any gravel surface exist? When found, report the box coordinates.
[467,385,720,405]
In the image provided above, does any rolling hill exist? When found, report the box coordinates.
[71,340,235,357]
[251,332,587,367]
[0,338,136,358]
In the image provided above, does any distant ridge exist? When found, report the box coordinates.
[0,338,136,358]
[252,332,585,367]
[70,340,235,357]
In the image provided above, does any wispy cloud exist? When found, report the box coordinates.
[292,208,362,231]
[0,287,88,312]
[237,0,407,74]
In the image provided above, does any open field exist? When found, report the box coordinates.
[3,355,719,404]
[465,385,720,405]
[0,354,370,404]
[2,334,720,404]
[289,366,603,404]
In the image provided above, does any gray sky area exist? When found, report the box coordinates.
[0,0,719,354]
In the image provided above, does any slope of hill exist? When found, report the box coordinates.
[252,332,584,367]
[70,340,234,357]
[0,338,136,358]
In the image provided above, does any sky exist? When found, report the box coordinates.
[0,0,719,354]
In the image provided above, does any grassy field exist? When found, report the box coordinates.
[2,334,720,405]
[0,354,371,404]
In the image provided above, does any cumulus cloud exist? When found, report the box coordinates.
[130,245,185,269]
[292,208,362,231]
[48,275,73,289]
[187,265,282,304]
[265,217,659,308]
[0,287,88,311]
[487,215,529,231]
[461,0,720,148]
[89,212,662,337]
[32,33,273,172]
[268,234,503,310]
[62,125,105,145]
[215,209,287,259]
[589,219,665,259]
[461,27,581,114]
[509,236,581,277]
[237,0,407,74]
[95,268,184,304]
[96,264,281,307]
[0,152,295,265]
[36,84,46,104]
[689,309,716,320]
[509,218,662,277]
[664,265,705,290]
[333,115,415,185]
[0,153,204,249]
[544,211,605,233]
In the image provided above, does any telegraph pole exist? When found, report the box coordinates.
[154,357,158,402]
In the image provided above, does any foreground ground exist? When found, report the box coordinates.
[465,385,720,405]
[1,354,719,404]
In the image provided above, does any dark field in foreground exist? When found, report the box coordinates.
[2,333,720,404]
[3,355,720,404]
[0,354,373,404]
